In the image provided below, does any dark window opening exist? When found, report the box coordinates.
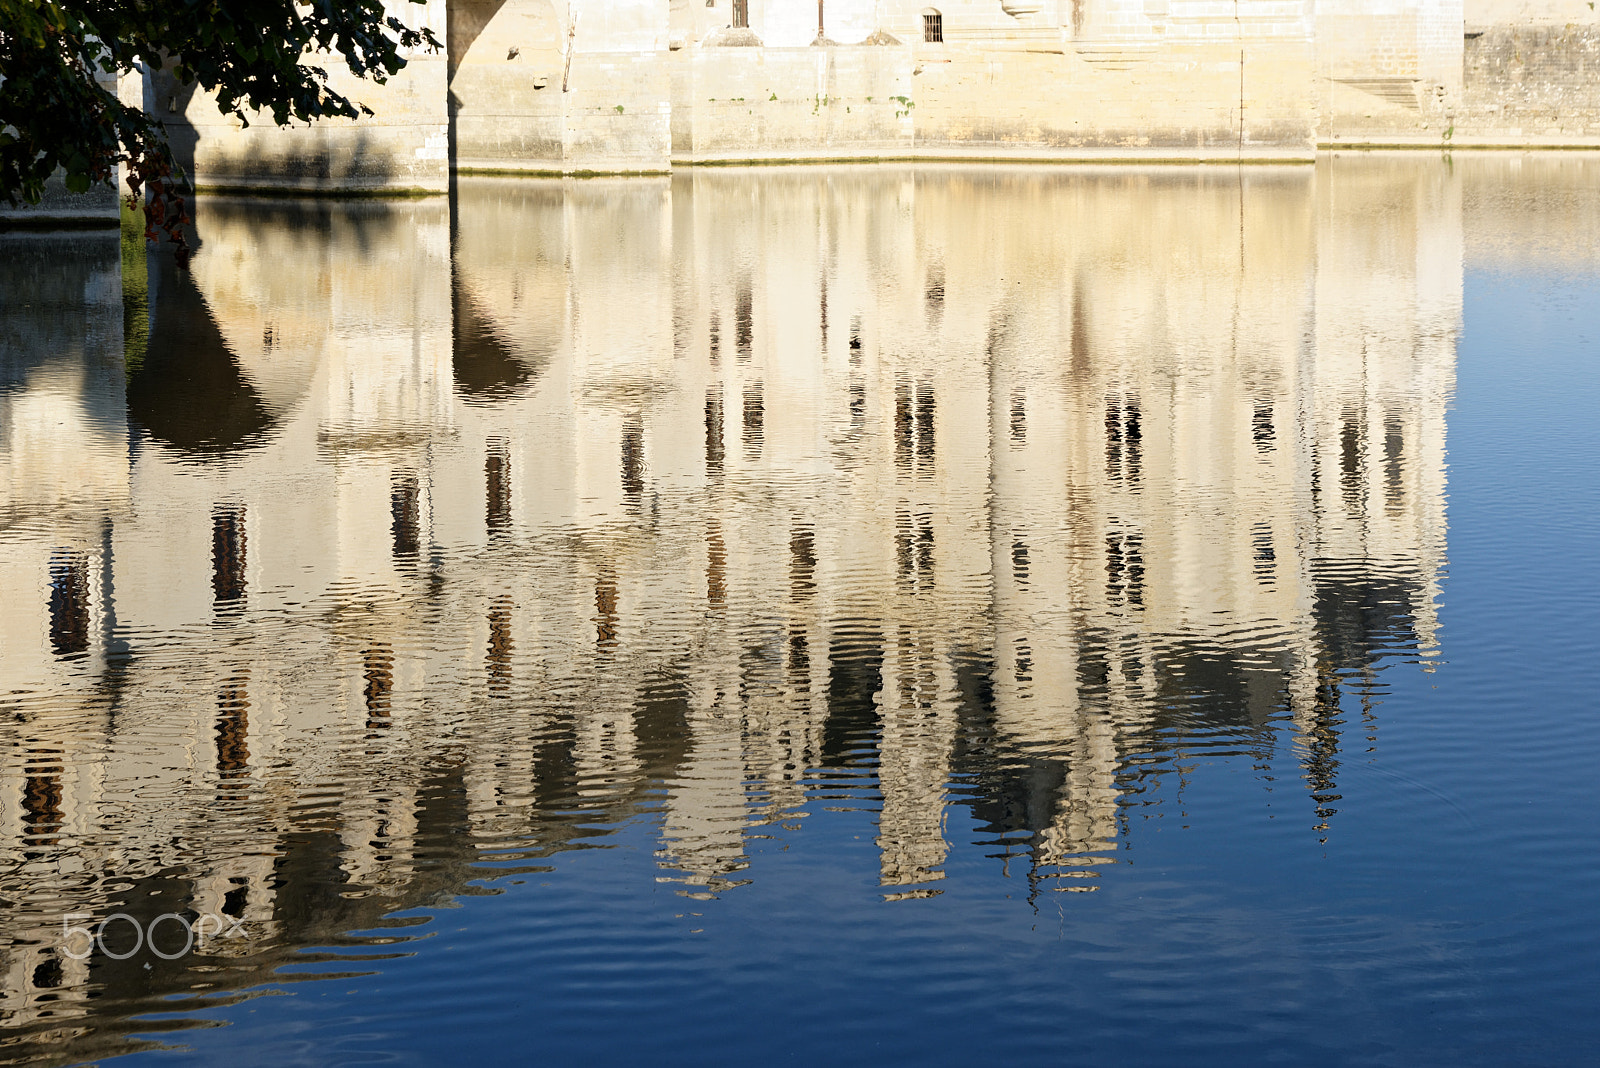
[222,884,249,919]
[1340,408,1364,513]
[733,0,749,30]
[32,957,64,990]
[791,525,817,601]
[735,281,753,361]
[924,12,943,42]
[915,383,936,473]
[22,766,63,845]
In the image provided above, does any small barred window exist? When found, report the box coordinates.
[923,12,943,43]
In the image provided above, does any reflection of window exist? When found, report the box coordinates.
[621,416,644,502]
[391,473,420,559]
[48,552,90,658]
[212,507,247,606]
[1106,526,1145,609]
[486,437,511,536]
[1253,522,1276,585]
[733,0,748,29]
[894,379,937,478]
[1384,413,1405,514]
[1105,394,1142,486]
[705,388,725,473]
[923,10,943,42]
[1340,407,1364,512]
[743,381,764,460]
[1253,399,1275,452]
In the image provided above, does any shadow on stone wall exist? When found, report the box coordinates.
[151,66,416,194]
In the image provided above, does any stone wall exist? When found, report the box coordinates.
[0,175,120,229]
[1316,0,1465,145]
[672,47,913,160]
[450,0,672,173]
[912,38,1316,158]
[148,0,453,194]
[1458,25,1600,143]
[41,0,1599,200]
[0,71,123,227]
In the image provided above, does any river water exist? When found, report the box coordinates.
[1,156,1597,1065]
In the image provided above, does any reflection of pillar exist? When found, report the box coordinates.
[1035,715,1120,890]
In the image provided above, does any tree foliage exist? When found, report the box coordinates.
[0,0,439,248]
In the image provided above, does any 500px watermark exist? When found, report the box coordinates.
[60,912,246,961]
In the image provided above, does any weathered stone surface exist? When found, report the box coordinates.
[74,0,1600,197]
[1459,25,1600,144]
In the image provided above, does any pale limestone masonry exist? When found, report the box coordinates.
[1459,23,1600,143]
[1319,0,1600,145]
[12,4,1600,223]
[139,0,453,193]
[0,70,124,227]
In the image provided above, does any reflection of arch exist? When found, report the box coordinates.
[128,256,279,454]
[451,273,544,404]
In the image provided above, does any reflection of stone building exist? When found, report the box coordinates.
[0,160,1468,1057]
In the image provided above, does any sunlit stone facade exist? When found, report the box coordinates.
[123,0,1600,194]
